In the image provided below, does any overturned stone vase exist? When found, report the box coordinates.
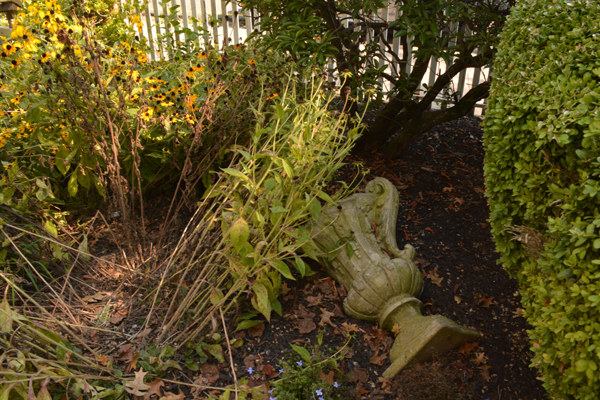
[311,177,480,379]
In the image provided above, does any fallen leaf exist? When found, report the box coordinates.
[459,342,478,357]
[338,321,363,335]
[295,318,316,334]
[306,293,324,307]
[479,364,491,382]
[295,305,316,319]
[424,227,434,234]
[472,352,487,366]
[377,376,392,391]
[110,312,126,325]
[370,350,387,366]
[82,292,106,303]
[159,391,185,400]
[475,294,495,308]
[96,354,109,366]
[319,370,335,385]
[391,323,402,336]
[453,197,465,205]
[474,187,486,194]
[143,378,164,400]
[247,323,265,337]
[454,296,462,304]
[124,368,150,396]
[243,354,264,371]
[318,308,336,328]
[262,364,279,379]
[443,186,453,193]
[349,367,369,383]
[413,257,431,268]
[421,167,434,173]
[453,283,462,294]
[425,268,444,287]
[201,363,220,384]
[115,344,134,362]
[332,304,345,318]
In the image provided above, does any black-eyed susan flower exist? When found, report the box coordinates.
[141,107,154,121]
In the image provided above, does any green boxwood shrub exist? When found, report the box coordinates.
[483,1,600,398]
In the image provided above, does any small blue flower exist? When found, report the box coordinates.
[248,367,253,374]
[315,389,323,396]
[270,397,277,400]
[319,397,324,400]
[296,361,303,366]
[279,369,285,373]
[333,382,339,388]
[268,389,273,393]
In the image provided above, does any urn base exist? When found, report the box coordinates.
[380,297,481,380]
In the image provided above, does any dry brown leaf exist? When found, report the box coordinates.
[479,364,491,382]
[378,377,392,391]
[143,378,164,400]
[247,323,265,337]
[306,293,324,307]
[453,197,465,205]
[459,342,478,357]
[115,344,134,362]
[332,304,344,318]
[318,308,336,328]
[200,363,220,384]
[472,352,487,366]
[295,318,316,334]
[349,367,369,383]
[262,364,279,379]
[413,257,431,268]
[477,294,495,308]
[391,323,402,336]
[425,268,444,287]
[159,391,185,400]
[295,305,316,319]
[110,312,126,325]
[370,350,387,366]
[319,370,335,385]
[124,368,150,396]
[82,292,107,303]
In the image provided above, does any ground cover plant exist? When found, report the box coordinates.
[241,0,512,157]
[483,0,600,398]
[0,0,366,398]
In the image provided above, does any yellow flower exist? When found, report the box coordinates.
[2,42,17,56]
[161,101,174,108]
[248,58,256,65]
[141,108,154,121]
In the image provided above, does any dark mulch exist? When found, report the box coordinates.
[83,116,547,400]
[221,117,546,400]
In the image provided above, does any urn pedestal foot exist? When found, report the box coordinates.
[380,297,481,380]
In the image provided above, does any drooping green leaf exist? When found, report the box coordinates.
[230,218,250,252]
[269,260,295,280]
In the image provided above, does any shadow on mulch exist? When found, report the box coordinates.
[229,117,546,400]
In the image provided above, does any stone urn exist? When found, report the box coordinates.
[311,177,480,379]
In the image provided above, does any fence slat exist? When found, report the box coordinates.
[232,1,239,45]
[210,0,218,45]
[180,0,190,41]
[143,7,156,61]
[221,0,228,46]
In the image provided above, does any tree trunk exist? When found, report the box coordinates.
[382,81,491,158]
[353,51,493,157]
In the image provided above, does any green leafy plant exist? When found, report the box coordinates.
[268,332,353,400]
[483,1,600,398]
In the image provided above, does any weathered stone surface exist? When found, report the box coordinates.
[311,177,480,378]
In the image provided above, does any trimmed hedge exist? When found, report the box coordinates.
[483,1,600,399]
